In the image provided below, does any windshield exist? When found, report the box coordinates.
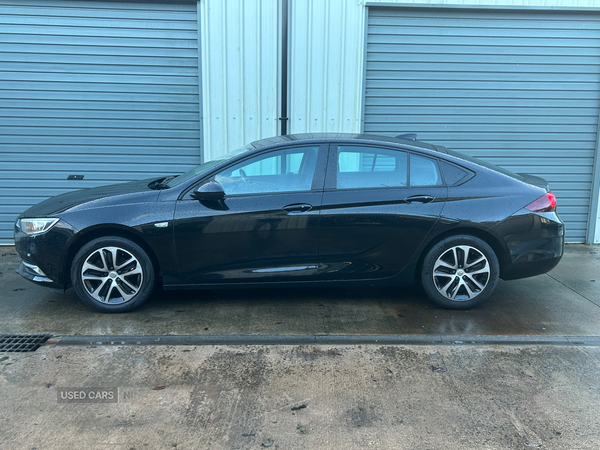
[166,143,254,187]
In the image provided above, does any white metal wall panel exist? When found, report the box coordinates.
[0,0,200,244]
[199,0,279,161]
[288,0,365,134]
[365,7,600,242]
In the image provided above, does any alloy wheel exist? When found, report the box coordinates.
[80,246,143,304]
[432,245,490,301]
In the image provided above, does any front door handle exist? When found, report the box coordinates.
[405,195,435,204]
[282,203,313,213]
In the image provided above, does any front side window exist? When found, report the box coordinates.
[215,146,319,195]
[336,146,408,189]
[167,143,254,188]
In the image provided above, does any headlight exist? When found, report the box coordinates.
[18,218,60,236]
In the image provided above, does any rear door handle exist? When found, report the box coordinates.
[282,203,313,213]
[405,195,435,204]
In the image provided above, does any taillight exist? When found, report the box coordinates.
[525,192,557,213]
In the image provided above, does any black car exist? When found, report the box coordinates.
[14,133,564,312]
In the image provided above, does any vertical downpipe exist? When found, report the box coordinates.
[279,0,289,135]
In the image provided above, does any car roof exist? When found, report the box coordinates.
[251,133,446,153]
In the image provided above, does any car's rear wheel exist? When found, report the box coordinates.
[71,236,155,313]
[421,235,499,309]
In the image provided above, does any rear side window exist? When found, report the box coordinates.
[336,146,408,189]
[410,154,442,186]
[440,160,470,185]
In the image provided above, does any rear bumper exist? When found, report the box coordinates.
[496,210,564,281]
[501,254,562,280]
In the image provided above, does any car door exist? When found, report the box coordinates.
[317,144,448,280]
[173,144,327,284]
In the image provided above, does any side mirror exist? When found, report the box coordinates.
[191,180,225,201]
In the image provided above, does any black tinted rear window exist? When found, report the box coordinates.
[446,149,524,181]
[441,161,470,185]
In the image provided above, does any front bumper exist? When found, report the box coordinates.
[16,260,66,293]
[14,217,78,289]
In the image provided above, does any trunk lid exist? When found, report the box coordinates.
[517,173,550,192]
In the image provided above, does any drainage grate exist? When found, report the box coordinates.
[0,334,52,352]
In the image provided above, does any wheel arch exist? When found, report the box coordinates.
[414,227,509,282]
[62,225,162,287]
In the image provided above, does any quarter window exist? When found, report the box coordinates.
[440,160,470,185]
[215,146,319,195]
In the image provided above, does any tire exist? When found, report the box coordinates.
[421,235,499,310]
[71,236,155,313]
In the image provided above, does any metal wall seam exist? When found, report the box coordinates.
[288,0,365,135]
[359,5,370,134]
[197,1,204,164]
[199,0,279,161]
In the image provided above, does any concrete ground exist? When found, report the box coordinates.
[1,244,600,449]
[0,245,599,337]
[2,344,600,450]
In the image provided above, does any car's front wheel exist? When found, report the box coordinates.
[421,235,499,309]
[71,236,155,313]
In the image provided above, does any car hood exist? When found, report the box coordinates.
[20,178,163,218]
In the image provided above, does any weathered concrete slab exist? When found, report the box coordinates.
[1,245,599,337]
[1,344,600,450]
[546,244,600,307]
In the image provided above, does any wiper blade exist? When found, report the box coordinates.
[148,176,177,190]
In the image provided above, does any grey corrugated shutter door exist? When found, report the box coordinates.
[365,8,600,242]
[0,0,200,244]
